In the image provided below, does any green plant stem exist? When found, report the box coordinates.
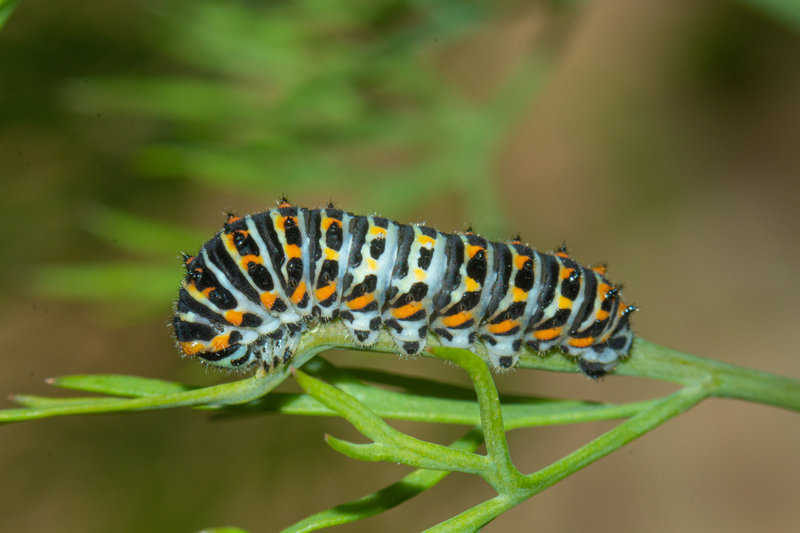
[424,495,514,533]
[10,368,657,429]
[523,384,709,490]
[713,364,800,409]
[293,367,489,474]
[0,373,271,422]
[428,347,525,490]
[0,344,328,423]
[299,322,799,412]
[293,346,717,532]
[425,384,711,532]
[616,339,800,410]
[280,428,485,533]
[5,322,798,427]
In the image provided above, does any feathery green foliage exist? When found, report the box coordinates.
[3,324,798,531]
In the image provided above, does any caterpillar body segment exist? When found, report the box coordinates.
[172,203,636,376]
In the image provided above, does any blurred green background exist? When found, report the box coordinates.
[1,1,799,531]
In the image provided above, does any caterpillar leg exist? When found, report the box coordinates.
[173,314,261,369]
[485,350,520,370]
[383,317,429,355]
[267,324,305,369]
[480,336,523,370]
[577,358,610,379]
[566,325,634,378]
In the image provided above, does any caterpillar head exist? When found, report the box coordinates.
[171,317,260,369]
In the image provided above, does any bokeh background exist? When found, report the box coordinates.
[1,1,799,531]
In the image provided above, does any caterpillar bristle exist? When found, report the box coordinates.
[224,212,241,226]
[605,286,621,300]
[622,305,639,316]
[180,252,195,268]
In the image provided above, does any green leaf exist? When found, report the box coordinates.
[0,0,21,31]
[0,368,285,424]
[48,374,192,397]
[737,0,800,30]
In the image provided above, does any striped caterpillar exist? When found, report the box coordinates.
[172,201,636,377]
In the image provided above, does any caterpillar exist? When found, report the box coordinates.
[172,200,636,377]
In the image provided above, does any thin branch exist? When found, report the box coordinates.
[426,385,711,531]
[428,347,526,490]
[293,367,490,474]
[281,429,485,533]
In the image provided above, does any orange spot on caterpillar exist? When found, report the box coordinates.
[568,336,595,348]
[534,327,561,341]
[242,255,263,266]
[441,311,471,328]
[224,310,243,326]
[392,302,423,319]
[260,292,277,309]
[315,283,337,301]
[346,293,374,311]
[285,244,302,258]
[466,245,485,259]
[465,277,480,292]
[321,217,340,231]
[487,319,517,334]
[417,234,435,247]
[211,334,231,351]
[179,341,205,356]
[291,281,307,304]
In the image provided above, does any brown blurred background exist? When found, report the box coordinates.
[1,0,799,531]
